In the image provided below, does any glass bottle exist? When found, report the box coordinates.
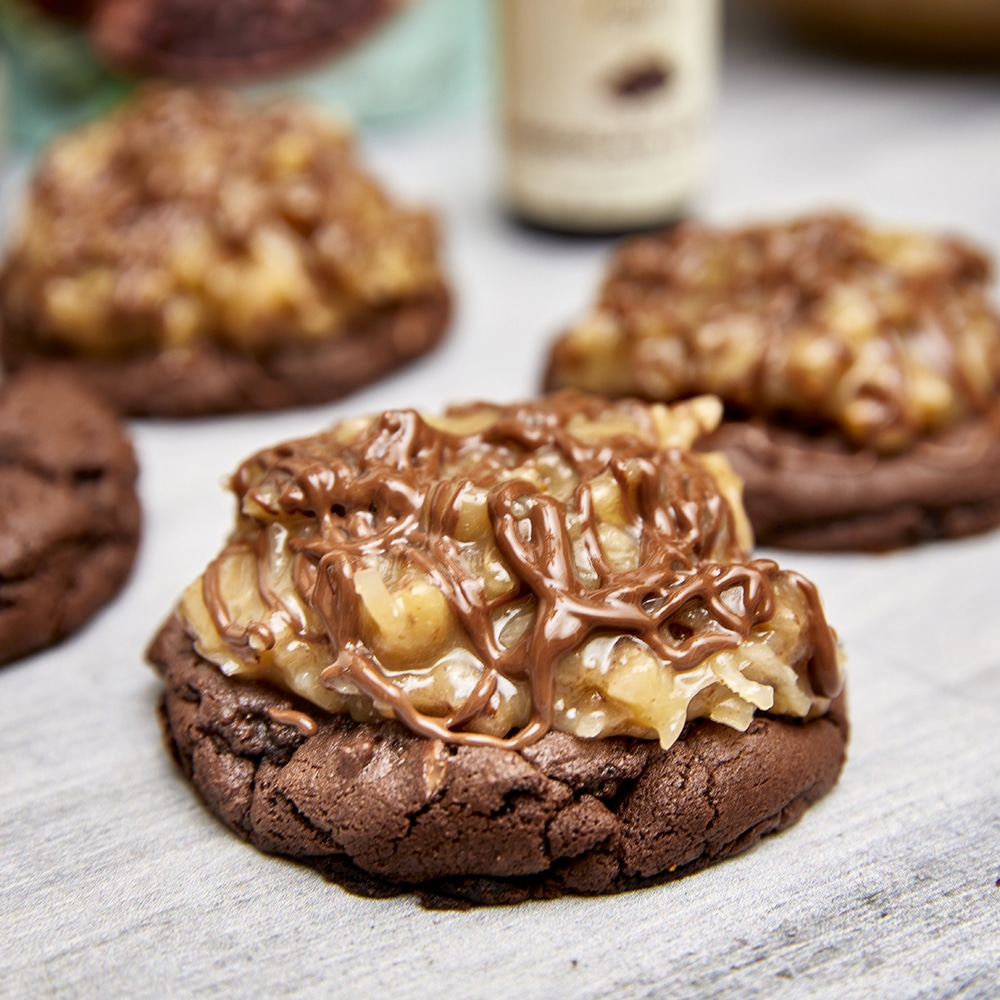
[499,0,720,233]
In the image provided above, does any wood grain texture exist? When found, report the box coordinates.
[2,6,1000,995]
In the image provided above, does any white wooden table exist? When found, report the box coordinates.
[2,7,999,997]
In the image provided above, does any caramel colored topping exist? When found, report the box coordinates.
[548,214,1000,454]
[180,393,842,750]
[1,87,445,358]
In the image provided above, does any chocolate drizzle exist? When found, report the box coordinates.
[267,707,319,737]
[201,393,841,749]
[548,214,1000,454]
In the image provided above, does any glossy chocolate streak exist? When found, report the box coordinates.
[203,543,274,652]
[204,395,840,748]
[783,571,841,699]
[267,707,319,737]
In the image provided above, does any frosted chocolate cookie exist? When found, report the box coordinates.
[149,392,846,905]
[545,213,1000,550]
[0,87,450,417]
[0,370,140,665]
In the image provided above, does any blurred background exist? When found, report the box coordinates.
[0,0,489,151]
[2,0,997,247]
[1,0,997,151]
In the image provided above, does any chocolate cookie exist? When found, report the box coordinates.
[545,213,1000,550]
[151,393,846,904]
[1,293,450,417]
[0,370,140,664]
[703,412,1000,551]
[150,614,848,907]
[89,0,402,82]
[0,87,451,417]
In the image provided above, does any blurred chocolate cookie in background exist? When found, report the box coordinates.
[2,0,481,150]
[0,86,452,416]
[88,0,404,81]
[546,213,1000,550]
[21,0,407,79]
[0,370,140,665]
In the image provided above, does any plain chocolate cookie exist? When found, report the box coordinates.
[0,370,140,664]
[149,615,848,908]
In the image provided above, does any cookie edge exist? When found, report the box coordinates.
[149,614,849,907]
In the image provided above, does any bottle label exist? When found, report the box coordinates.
[500,0,718,229]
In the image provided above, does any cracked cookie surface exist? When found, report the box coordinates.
[149,393,846,903]
[0,370,140,664]
[150,614,847,907]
